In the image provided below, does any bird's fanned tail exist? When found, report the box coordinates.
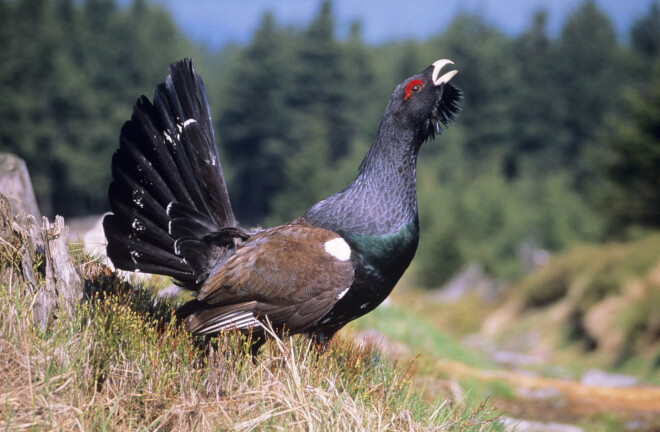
[103,59,241,287]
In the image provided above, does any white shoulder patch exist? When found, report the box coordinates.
[324,237,351,261]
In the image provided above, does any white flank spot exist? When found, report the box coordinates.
[324,238,351,261]
[360,303,369,310]
[337,287,350,300]
[183,118,197,127]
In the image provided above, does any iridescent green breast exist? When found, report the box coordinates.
[340,220,419,284]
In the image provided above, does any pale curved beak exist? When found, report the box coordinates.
[432,59,458,86]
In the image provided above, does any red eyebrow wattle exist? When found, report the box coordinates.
[405,79,424,100]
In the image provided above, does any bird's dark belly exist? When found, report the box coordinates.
[307,221,419,336]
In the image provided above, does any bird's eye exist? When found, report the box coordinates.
[404,79,424,100]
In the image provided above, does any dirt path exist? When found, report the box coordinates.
[437,359,660,423]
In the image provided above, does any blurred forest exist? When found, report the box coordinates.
[1,0,660,286]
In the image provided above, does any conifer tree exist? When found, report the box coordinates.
[591,64,660,231]
[218,13,295,224]
[556,0,621,175]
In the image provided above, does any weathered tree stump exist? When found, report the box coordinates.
[0,195,83,332]
[0,153,41,220]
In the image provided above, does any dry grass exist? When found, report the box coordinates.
[0,243,501,431]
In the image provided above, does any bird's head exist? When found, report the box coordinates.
[385,59,461,142]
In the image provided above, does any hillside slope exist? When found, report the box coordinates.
[482,233,660,373]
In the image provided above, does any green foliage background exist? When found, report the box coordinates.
[1,0,660,286]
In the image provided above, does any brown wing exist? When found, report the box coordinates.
[183,222,355,335]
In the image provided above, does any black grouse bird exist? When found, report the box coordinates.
[103,58,460,349]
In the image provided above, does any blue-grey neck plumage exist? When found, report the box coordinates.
[304,119,420,237]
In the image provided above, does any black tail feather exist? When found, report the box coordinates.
[117,122,177,207]
[178,120,223,220]
[167,202,218,238]
[132,96,196,208]
[162,61,233,227]
[104,58,238,288]
[108,164,170,228]
[106,189,172,250]
[103,214,194,280]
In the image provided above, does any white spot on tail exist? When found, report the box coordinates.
[324,238,351,261]
[129,249,141,264]
[131,219,145,232]
[360,303,369,310]
[163,130,174,145]
[183,118,197,127]
[337,287,350,300]
[131,191,144,209]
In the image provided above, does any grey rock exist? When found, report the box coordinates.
[580,369,639,388]
[500,416,584,432]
